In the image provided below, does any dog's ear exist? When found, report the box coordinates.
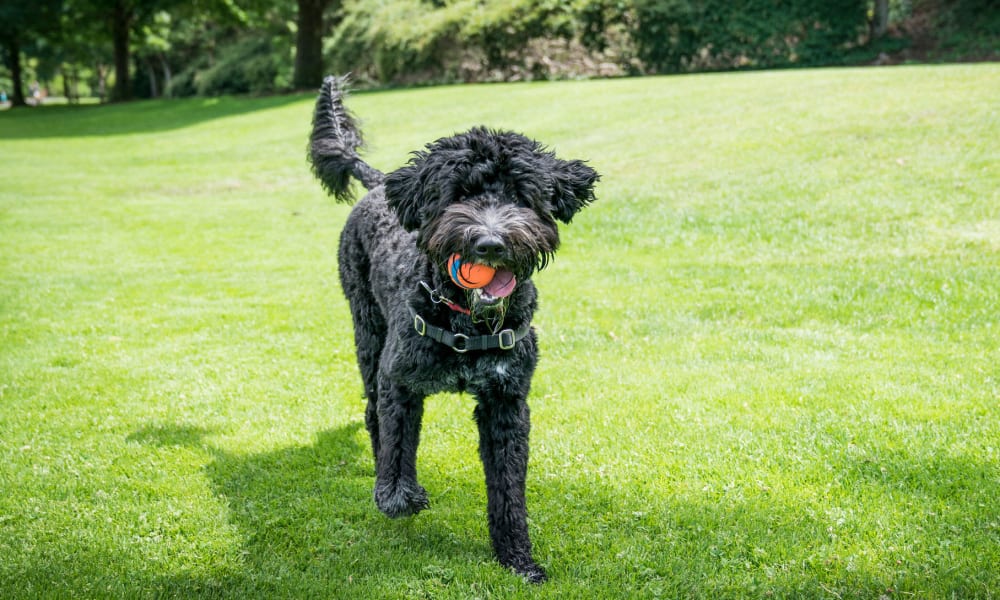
[548,158,599,223]
[384,162,425,231]
[385,145,470,231]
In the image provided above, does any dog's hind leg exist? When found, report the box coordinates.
[338,209,388,465]
[373,381,430,518]
[351,302,384,462]
[474,393,547,583]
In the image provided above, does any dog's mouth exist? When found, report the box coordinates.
[446,253,518,305]
[471,268,517,306]
[439,254,518,330]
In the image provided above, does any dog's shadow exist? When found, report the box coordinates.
[128,420,1000,595]
[129,421,492,593]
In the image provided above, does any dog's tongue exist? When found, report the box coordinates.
[484,269,517,298]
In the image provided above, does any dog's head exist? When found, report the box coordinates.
[384,128,598,306]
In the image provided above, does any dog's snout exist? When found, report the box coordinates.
[474,236,506,261]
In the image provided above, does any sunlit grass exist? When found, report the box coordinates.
[1,64,998,598]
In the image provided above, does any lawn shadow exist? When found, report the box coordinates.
[128,423,214,448]
[0,93,308,139]
[125,418,1000,597]
[130,420,495,596]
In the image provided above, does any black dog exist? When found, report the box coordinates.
[308,76,598,583]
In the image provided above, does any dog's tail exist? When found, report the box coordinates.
[309,75,385,202]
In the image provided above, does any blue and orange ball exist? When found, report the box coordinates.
[447,254,496,289]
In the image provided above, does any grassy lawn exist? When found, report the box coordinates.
[1,64,998,598]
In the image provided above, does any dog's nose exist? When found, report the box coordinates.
[473,237,505,262]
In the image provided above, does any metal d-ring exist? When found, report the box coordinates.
[420,280,453,306]
[451,333,469,353]
[413,314,427,336]
[498,329,516,350]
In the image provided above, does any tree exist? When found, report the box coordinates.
[0,0,63,107]
[110,0,135,101]
[293,0,334,90]
[871,0,890,39]
[58,2,115,102]
[67,0,189,102]
[64,0,144,102]
[137,11,174,97]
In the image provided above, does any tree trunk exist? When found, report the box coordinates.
[871,0,889,40]
[71,65,80,103]
[146,57,158,98]
[160,52,172,97]
[96,62,108,102]
[111,1,133,102]
[62,66,72,101]
[3,36,26,107]
[293,0,331,90]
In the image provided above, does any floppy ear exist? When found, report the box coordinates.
[549,159,599,223]
[384,144,471,231]
[383,162,424,231]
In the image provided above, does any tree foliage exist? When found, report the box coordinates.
[321,0,878,85]
[629,0,870,72]
[0,0,994,103]
[0,0,63,106]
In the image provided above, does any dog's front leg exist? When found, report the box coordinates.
[474,393,547,583]
[373,381,429,518]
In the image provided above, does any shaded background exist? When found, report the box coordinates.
[1,0,997,106]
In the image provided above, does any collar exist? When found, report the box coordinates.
[412,312,529,353]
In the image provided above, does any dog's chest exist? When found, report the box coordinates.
[405,351,523,396]
[459,357,517,390]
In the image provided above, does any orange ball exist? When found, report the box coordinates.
[448,254,496,289]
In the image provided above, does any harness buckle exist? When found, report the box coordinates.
[413,314,427,336]
[451,333,469,353]
[498,329,516,350]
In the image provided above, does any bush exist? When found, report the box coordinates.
[166,58,206,98]
[927,0,1000,58]
[326,0,468,84]
[631,0,870,72]
[326,0,618,85]
[169,33,293,97]
[325,0,875,86]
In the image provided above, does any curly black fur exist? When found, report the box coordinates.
[309,75,384,201]
[309,76,599,584]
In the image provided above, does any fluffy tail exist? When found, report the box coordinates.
[308,75,385,202]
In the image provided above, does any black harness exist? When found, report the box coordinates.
[412,313,529,353]
[412,281,529,352]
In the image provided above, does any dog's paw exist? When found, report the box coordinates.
[511,561,547,584]
[498,552,547,584]
[374,480,429,518]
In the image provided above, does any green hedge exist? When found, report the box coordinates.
[325,0,874,85]
[169,33,293,97]
[926,0,1000,58]
[631,0,870,72]
[325,0,589,84]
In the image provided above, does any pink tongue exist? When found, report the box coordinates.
[484,269,517,298]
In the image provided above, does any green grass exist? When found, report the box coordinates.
[1,64,998,598]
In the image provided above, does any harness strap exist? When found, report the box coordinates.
[418,280,470,315]
[412,313,529,353]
